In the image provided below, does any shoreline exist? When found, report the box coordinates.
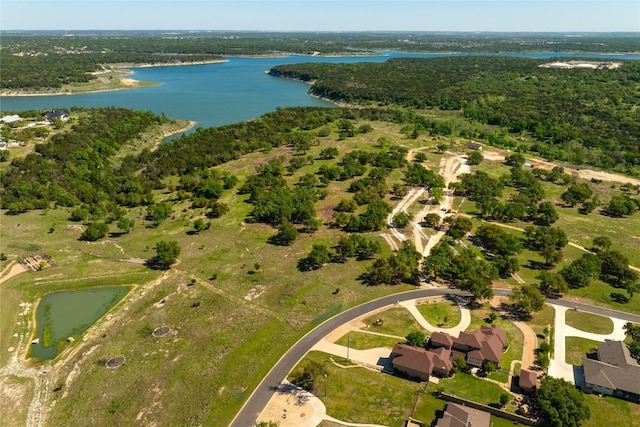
[0,83,158,98]
[0,59,228,98]
[162,120,196,141]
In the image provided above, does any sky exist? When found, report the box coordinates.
[1,1,639,32]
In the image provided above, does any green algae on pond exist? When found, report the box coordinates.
[30,286,130,360]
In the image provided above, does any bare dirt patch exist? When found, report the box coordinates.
[152,326,171,337]
[105,355,126,369]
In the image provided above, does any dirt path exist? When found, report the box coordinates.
[0,262,28,285]
[489,297,538,372]
[482,150,640,186]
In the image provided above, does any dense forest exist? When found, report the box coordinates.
[2,32,639,90]
[269,56,640,174]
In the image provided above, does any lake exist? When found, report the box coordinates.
[30,286,130,360]
[2,51,639,130]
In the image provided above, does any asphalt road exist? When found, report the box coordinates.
[229,287,640,427]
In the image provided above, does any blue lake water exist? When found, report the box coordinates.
[2,51,639,130]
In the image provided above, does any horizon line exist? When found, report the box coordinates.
[2,29,640,34]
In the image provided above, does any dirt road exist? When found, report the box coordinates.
[483,150,640,186]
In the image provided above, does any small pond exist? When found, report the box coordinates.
[30,286,130,360]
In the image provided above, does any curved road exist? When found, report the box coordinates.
[230,288,640,427]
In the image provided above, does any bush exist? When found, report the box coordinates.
[79,223,108,241]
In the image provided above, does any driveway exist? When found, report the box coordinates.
[548,304,629,385]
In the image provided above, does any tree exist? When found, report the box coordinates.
[625,280,640,300]
[466,150,483,165]
[414,152,427,163]
[423,213,441,228]
[505,152,526,166]
[537,352,550,370]
[499,393,510,408]
[405,331,426,347]
[80,222,109,241]
[475,224,523,256]
[299,244,330,271]
[599,250,638,286]
[154,240,181,269]
[592,235,612,251]
[117,217,135,234]
[429,187,445,204]
[393,212,410,228]
[560,254,602,288]
[537,271,568,296]
[335,198,358,213]
[319,147,339,159]
[0,150,9,162]
[537,377,590,427]
[69,207,89,222]
[453,355,467,371]
[535,201,559,225]
[290,360,326,393]
[445,216,472,239]
[493,255,519,278]
[436,143,448,153]
[624,322,640,360]
[147,202,172,226]
[606,193,637,217]
[525,225,567,265]
[509,284,545,316]
[561,183,593,207]
[483,361,497,373]
[192,218,209,233]
[269,222,298,246]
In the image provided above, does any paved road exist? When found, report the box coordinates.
[230,288,640,427]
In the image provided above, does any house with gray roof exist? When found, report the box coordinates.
[582,341,640,403]
[434,402,491,427]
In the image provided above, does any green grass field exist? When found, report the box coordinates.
[334,331,401,350]
[291,351,423,426]
[565,310,614,335]
[415,300,462,328]
[565,337,600,365]
[361,307,431,337]
[583,394,640,427]
[438,373,515,411]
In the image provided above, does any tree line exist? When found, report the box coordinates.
[270,56,640,175]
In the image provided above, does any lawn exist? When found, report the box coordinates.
[528,304,555,337]
[565,337,600,365]
[291,351,423,426]
[361,307,431,337]
[568,279,640,316]
[583,394,640,427]
[415,300,462,328]
[334,331,401,350]
[438,373,515,411]
[565,310,614,335]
